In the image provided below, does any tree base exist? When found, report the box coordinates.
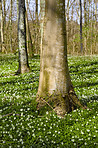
[15,67,30,74]
[36,89,87,117]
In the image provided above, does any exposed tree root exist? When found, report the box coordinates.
[68,89,87,110]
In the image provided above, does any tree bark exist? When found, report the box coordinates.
[0,0,4,52]
[35,0,39,54]
[79,0,83,54]
[36,0,38,19]
[84,0,87,55]
[94,0,97,53]
[0,0,2,52]
[40,0,45,54]
[37,0,84,116]
[10,0,12,52]
[17,0,30,74]
[66,0,69,53]
[26,0,34,56]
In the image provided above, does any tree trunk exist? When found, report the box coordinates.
[84,0,87,55]
[26,13,34,56]
[10,0,12,52]
[90,4,93,55]
[36,0,38,19]
[3,0,6,26]
[37,0,84,116]
[26,6,29,54]
[26,0,34,56]
[66,0,69,53]
[79,0,83,54]
[35,0,39,54]
[0,0,4,52]
[0,0,2,52]
[40,0,45,54]
[17,0,30,74]
[94,0,97,53]
[3,0,7,53]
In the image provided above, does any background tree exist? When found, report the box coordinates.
[37,0,84,116]
[10,0,12,52]
[84,0,87,53]
[0,0,4,52]
[0,0,2,52]
[17,0,30,74]
[0,0,97,55]
[94,0,97,53]
[79,0,83,53]
[26,0,34,56]
[40,0,45,52]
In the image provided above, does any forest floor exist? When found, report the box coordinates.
[0,54,98,148]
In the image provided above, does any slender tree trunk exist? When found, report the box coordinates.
[3,0,7,53]
[66,0,69,52]
[3,0,6,37]
[87,0,90,54]
[40,0,45,53]
[27,22,34,56]
[84,0,87,55]
[26,9,29,54]
[79,0,83,54]
[37,0,84,116]
[94,0,97,53]
[71,5,75,55]
[3,0,6,25]
[0,0,2,52]
[26,0,33,56]
[17,0,30,74]
[36,0,38,19]
[35,0,39,54]
[10,0,12,52]
[90,4,93,55]
[26,11,34,56]
[0,0,4,52]
[16,0,19,52]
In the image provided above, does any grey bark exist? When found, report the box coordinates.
[80,0,83,53]
[17,0,30,74]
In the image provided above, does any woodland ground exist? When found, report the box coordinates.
[0,54,98,148]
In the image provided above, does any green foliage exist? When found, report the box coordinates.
[0,54,98,148]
